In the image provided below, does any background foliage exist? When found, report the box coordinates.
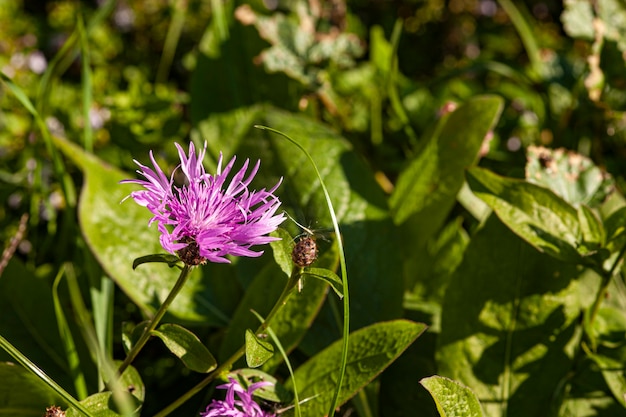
[3,0,626,416]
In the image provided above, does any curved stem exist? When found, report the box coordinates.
[116,264,192,376]
[497,0,542,78]
[153,268,302,417]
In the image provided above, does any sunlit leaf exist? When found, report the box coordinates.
[303,267,343,298]
[420,375,485,417]
[151,324,217,373]
[437,216,587,417]
[561,0,595,39]
[467,166,582,263]
[525,145,614,208]
[245,329,275,368]
[287,320,427,417]
[390,95,503,227]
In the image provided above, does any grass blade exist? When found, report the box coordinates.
[0,334,93,416]
[254,125,349,417]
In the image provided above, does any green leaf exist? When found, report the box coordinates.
[390,95,503,227]
[270,228,297,278]
[436,216,587,417]
[0,260,70,387]
[0,362,66,415]
[303,267,344,298]
[52,135,230,326]
[404,217,469,317]
[66,364,144,417]
[604,206,626,254]
[578,205,605,247]
[588,352,626,407]
[467,166,582,263]
[561,0,596,40]
[132,254,181,270]
[151,324,217,373]
[287,319,427,417]
[420,375,485,417]
[245,329,275,368]
[525,145,614,208]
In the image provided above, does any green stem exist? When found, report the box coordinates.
[0,335,93,416]
[497,0,542,78]
[153,268,302,417]
[156,0,188,84]
[586,241,626,346]
[255,125,350,417]
[116,264,193,376]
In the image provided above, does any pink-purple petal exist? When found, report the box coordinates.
[122,142,286,265]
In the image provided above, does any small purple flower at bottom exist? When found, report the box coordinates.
[122,142,286,265]
[201,378,276,417]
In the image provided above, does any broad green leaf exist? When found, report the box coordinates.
[287,320,427,417]
[245,329,275,368]
[437,216,588,417]
[467,166,582,263]
[151,324,217,373]
[404,217,469,318]
[0,260,70,388]
[525,145,614,208]
[420,375,485,417]
[390,95,503,227]
[0,362,66,414]
[52,135,236,325]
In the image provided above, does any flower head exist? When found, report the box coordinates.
[201,378,276,417]
[122,142,286,264]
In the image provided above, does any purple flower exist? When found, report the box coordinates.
[201,378,276,417]
[122,142,286,265]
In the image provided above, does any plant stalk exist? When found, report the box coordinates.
[586,241,626,344]
[153,268,302,416]
[116,264,192,376]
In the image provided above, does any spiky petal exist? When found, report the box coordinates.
[201,378,276,417]
[122,142,285,264]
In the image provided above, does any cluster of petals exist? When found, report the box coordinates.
[122,142,285,264]
[201,378,276,417]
